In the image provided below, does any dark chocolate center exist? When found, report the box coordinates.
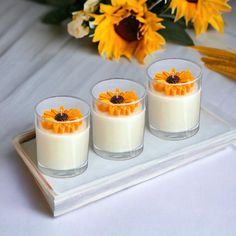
[110,95,125,104]
[166,75,180,84]
[186,0,198,3]
[114,15,143,42]
[54,113,69,121]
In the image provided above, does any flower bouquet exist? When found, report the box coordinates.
[33,0,231,64]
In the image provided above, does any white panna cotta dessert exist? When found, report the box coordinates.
[91,79,146,160]
[147,59,202,140]
[36,124,89,170]
[92,108,145,153]
[35,96,90,177]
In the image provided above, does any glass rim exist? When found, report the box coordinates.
[34,95,90,124]
[90,78,146,107]
[146,58,202,86]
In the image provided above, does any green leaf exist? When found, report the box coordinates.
[159,13,195,29]
[42,7,71,24]
[69,1,86,12]
[100,0,111,4]
[47,0,76,6]
[31,0,48,4]
[31,0,77,6]
[159,18,194,46]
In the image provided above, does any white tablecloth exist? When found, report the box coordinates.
[0,0,236,235]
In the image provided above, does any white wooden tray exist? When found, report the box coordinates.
[13,108,236,216]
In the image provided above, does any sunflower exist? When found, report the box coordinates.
[170,0,231,36]
[91,0,165,63]
[153,68,195,96]
[41,106,83,134]
[97,88,140,116]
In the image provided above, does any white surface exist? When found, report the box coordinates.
[0,0,236,235]
[18,125,236,217]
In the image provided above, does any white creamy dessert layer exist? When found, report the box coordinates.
[36,125,89,170]
[148,86,201,133]
[92,109,145,153]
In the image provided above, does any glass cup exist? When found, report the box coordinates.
[91,78,146,160]
[35,96,90,177]
[147,58,202,140]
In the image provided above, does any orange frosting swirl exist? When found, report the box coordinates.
[97,88,139,116]
[153,68,195,96]
[41,106,83,134]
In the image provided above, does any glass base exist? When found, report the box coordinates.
[149,124,200,141]
[93,144,144,161]
[38,162,88,178]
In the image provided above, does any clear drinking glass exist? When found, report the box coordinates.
[147,58,202,140]
[35,96,90,177]
[91,78,146,160]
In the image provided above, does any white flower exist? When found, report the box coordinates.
[84,0,100,13]
[67,11,90,39]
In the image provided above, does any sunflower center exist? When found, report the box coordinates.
[54,113,69,121]
[186,0,198,3]
[166,75,180,84]
[110,95,124,104]
[114,15,143,42]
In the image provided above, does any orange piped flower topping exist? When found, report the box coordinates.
[97,88,139,116]
[153,68,195,96]
[41,106,83,134]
